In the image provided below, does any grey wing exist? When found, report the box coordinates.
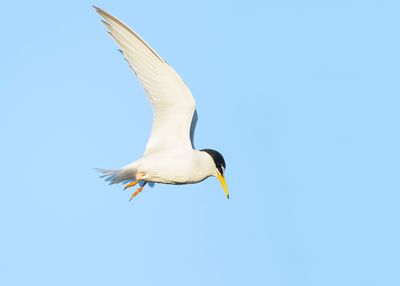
[189,110,198,149]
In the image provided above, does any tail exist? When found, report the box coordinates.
[96,167,136,185]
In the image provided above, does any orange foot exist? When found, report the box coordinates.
[129,182,147,201]
[124,179,140,190]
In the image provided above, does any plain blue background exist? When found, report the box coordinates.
[1,1,399,285]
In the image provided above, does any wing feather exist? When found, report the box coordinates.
[94,7,196,154]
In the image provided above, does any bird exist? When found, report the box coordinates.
[94,6,228,201]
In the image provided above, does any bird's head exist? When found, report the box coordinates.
[201,149,229,199]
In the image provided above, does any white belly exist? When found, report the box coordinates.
[136,150,214,184]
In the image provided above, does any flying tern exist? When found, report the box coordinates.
[94,7,228,201]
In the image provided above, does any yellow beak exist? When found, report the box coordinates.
[217,172,229,199]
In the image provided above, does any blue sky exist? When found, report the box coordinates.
[1,1,400,285]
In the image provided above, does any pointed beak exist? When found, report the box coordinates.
[216,172,229,199]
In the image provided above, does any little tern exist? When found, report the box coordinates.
[94,7,228,200]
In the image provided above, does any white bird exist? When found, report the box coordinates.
[94,6,228,201]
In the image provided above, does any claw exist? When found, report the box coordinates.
[129,182,147,201]
[124,179,140,190]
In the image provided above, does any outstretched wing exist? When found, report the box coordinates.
[94,7,196,154]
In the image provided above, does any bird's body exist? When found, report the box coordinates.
[94,6,228,200]
[115,150,215,185]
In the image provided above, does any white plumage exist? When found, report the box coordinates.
[94,7,229,200]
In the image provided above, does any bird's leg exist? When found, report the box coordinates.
[124,179,140,190]
[129,182,147,201]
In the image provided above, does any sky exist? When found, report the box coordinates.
[1,0,400,285]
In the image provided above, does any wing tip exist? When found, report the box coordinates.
[92,5,103,13]
[93,6,111,20]
[93,5,166,64]
[100,19,111,29]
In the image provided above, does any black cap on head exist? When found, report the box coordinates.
[201,149,226,175]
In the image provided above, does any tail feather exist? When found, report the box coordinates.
[96,167,136,185]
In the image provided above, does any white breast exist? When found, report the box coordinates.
[137,150,215,184]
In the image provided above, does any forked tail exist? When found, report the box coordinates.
[96,168,136,185]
